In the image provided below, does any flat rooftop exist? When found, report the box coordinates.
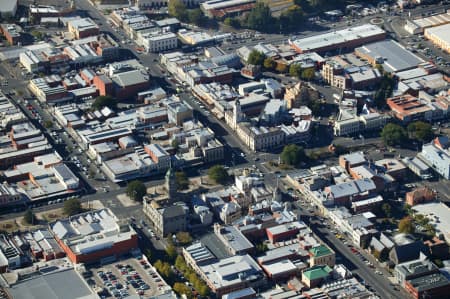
[425,23,450,46]
[290,24,385,52]
[355,40,424,72]
[9,269,96,299]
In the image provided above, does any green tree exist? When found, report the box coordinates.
[289,63,302,78]
[43,120,53,129]
[176,231,192,245]
[175,171,189,190]
[175,255,188,272]
[308,99,321,115]
[23,208,35,225]
[301,68,315,81]
[263,57,276,70]
[407,121,433,143]
[280,144,306,166]
[380,123,407,146]
[63,198,83,216]
[279,5,304,32]
[126,180,146,202]
[171,139,179,151]
[92,95,117,111]
[382,203,392,218]
[165,243,177,261]
[224,17,240,28]
[188,9,205,26]
[374,74,395,109]
[398,216,415,234]
[168,0,188,21]
[207,165,229,184]
[247,50,265,66]
[173,282,192,298]
[245,2,275,32]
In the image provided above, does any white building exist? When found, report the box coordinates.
[142,32,178,53]
[419,137,450,179]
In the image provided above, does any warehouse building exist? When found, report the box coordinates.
[355,40,424,73]
[424,23,450,54]
[289,24,385,54]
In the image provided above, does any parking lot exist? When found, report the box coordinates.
[87,256,170,298]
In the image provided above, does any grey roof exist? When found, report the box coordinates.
[9,269,95,299]
[112,70,149,87]
[161,204,187,218]
[395,259,438,278]
[406,273,450,292]
[355,40,424,73]
[217,225,254,253]
[341,152,366,166]
[328,178,376,199]
[222,288,256,299]
[370,237,386,252]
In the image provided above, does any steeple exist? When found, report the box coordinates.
[272,177,282,203]
[233,99,242,129]
[165,159,177,201]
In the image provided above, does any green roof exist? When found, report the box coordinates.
[303,265,332,280]
[309,245,332,257]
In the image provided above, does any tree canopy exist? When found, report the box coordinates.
[168,0,188,21]
[398,216,415,234]
[263,57,276,70]
[175,171,189,190]
[247,50,265,66]
[23,208,35,225]
[92,95,117,111]
[176,231,192,245]
[380,123,407,146]
[63,198,83,216]
[126,180,146,202]
[188,9,206,26]
[280,144,307,166]
[207,165,229,184]
[245,2,275,32]
[407,121,433,143]
[374,74,395,109]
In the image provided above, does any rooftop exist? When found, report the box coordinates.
[309,245,332,258]
[302,265,332,280]
[407,273,450,292]
[355,40,424,73]
[50,209,136,255]
[290,24,385,52]
[9,269,96,299]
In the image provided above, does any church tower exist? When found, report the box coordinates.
[233,99,243,129]
[165,161,177,201]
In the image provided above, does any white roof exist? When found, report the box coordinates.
[291,24,385,52]
[425,23,450,47]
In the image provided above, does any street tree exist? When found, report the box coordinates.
[63,198,83,216]
[280,144,306,166]
[207,165,229,184]
[176,232,192,245]
[407,121,433,143]
[380,123,407,146]
[175,171,189,190]
[126,180,146,202]
[23,208,35,225]
[245,2,275,32]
